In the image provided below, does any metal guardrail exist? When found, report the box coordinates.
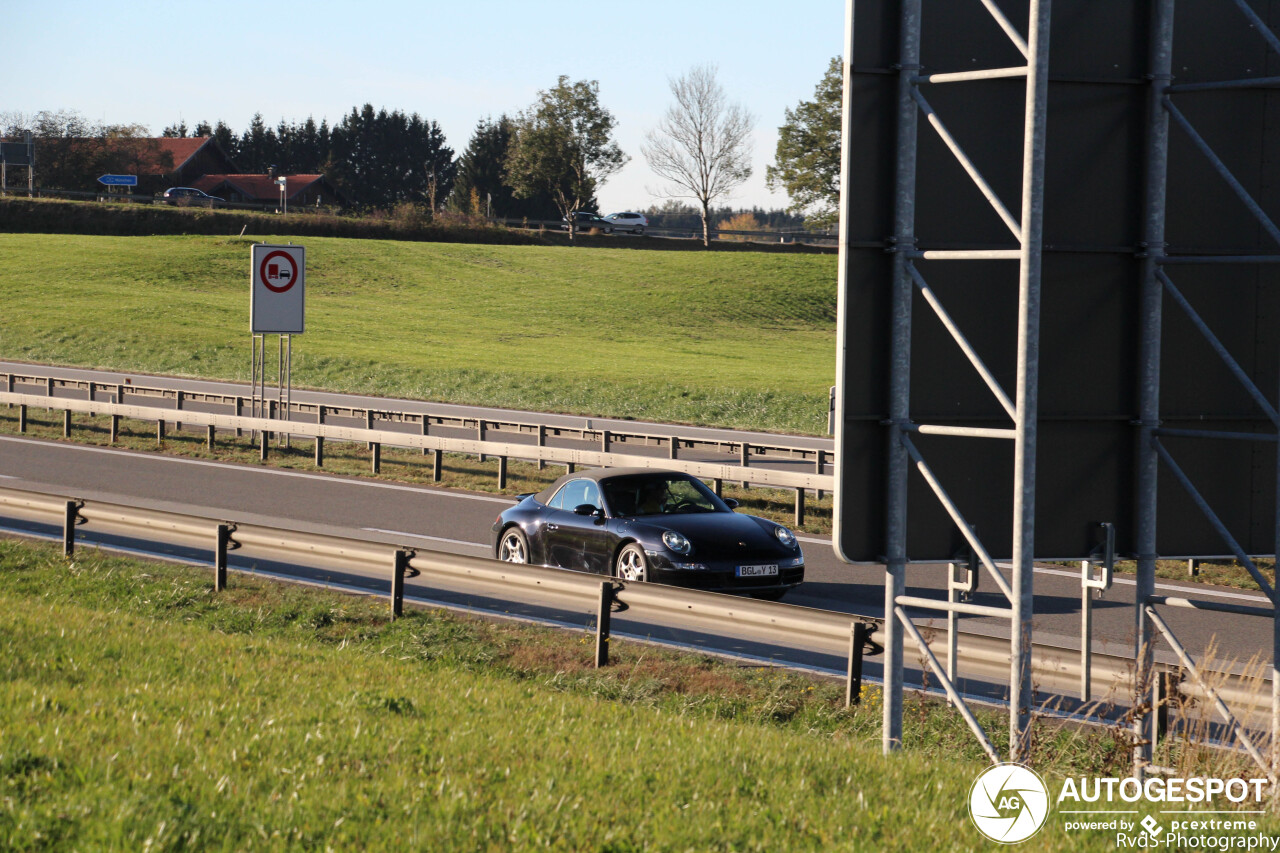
[493,217,838,245]
[1,371,832,521]
[0,480,1269,732]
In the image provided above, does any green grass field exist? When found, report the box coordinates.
[1,537,1207,852]
[0,233,837,434]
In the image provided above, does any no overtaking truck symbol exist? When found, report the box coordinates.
[260,250,298,293]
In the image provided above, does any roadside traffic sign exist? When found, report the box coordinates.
[251,244,305,333]
[97,174,137,186]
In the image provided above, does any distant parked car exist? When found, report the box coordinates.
[163,187,223,206]
[561,211,613,233]
[604,211,648,234]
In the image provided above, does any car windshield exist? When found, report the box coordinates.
[602,474,728,517]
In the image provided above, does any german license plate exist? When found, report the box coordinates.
[736,564,778,577]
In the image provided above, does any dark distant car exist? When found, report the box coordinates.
[491,467,804,599]
[163,187,223,206]
[560,211,613,233]
[604,211,648,234]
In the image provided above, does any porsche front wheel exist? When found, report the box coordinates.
[614,543,648,582]
[498,527,530,563]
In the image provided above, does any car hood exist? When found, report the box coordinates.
[625,512,793,556]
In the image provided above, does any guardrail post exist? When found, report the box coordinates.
[478,420,487,463]
[46,376,54,403]
[595,581,617,667]
[498,456,507,490]
[215,523,232,591]
[260,428,269,461]
[740,443,751,488]
[795,488,805,527]
[601,429,611,453]
[371,442,381,474]
[63,499,83,558]
[314,435,324,467]
[1154,669,1177,744]
[17,404,26,433]
[567,462,576,474]
[432,449,443,481]
[175,390,184,432]
[421,417,430,456]
[109,414,119,444]
[366,410,374,449]
[157,419,165,445]
[87,381,96,415]
[235,397,243,437]
[391,549,411,619]
[537,425,547,470]
[669,436,679,460]
[62,409,71,438]
[713,478,722,496]
[847,622,871,707]
[816,450,826,501]
[206,424,216,451]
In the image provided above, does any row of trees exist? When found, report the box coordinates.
[3,61,840,236]
[160,107,456,208]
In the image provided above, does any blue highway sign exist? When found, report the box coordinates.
[97,174,138,186]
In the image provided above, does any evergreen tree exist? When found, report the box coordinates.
[327,104,455,207]
[451,116,560,219]
[238,113,278,173]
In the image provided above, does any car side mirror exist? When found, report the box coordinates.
[574,503,602,517]
[724,498,740,510]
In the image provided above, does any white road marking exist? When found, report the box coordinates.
[0,435,513,503]
[362,528,489,549]
[1030,565,1272,604]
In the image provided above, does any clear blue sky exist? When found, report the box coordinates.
[9,1,845,212]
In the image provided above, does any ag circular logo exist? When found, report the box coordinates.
[968,763,1050,844]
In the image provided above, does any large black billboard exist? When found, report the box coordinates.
[836,0,1280,561]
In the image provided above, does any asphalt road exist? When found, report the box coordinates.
[0,431,1271,684]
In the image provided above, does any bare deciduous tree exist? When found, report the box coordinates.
[643,65,755,247]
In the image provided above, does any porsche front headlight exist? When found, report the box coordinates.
[773,526,797,548]
[662,530,692,555]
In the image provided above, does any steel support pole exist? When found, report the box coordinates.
[882,0,921,755]
[1134,0,1174,777]
[1008,0,1053,765]
[1273,337,1280,775]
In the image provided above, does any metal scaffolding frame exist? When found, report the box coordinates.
[1133,0,1280,781]
[838,0,1053,763]
[839,0,1280,773]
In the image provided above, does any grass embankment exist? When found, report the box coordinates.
[0,233,836,434]
[6,536,1249,852]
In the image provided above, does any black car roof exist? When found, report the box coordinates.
[532,467,695,505]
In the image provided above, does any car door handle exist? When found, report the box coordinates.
[547,524,560,531]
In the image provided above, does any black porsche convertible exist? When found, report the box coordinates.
[490,467,804,599]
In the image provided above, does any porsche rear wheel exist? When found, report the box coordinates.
[614,543,648,582]
[498,527,530,563]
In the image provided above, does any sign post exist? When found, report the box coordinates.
[250,244,306,446]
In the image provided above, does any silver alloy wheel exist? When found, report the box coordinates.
[615,544,647,582]
[499,529,528,563]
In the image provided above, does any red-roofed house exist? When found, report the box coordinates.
[189,173,348,208]
[137,137,238,194]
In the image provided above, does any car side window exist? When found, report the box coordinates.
[549,479,601,511]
